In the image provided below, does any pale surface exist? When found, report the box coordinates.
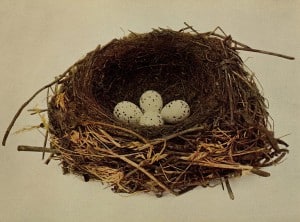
[0,1,299,222]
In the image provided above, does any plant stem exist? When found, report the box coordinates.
[17,145,59,154]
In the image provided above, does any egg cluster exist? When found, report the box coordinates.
[113,90,190,127]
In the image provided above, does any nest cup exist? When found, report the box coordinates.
[47,28,288,197]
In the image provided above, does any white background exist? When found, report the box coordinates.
[0,1,299,221]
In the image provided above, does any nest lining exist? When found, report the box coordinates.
[5,26,291,198]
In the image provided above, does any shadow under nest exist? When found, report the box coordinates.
[42,28,289,197]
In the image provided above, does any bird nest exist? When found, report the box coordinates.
[3,24,292,198]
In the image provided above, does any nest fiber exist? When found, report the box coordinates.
[13,27,290,197]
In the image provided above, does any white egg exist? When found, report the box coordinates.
[139,90,163,113]
[161,100,190,124]
[139,112,164,127]
[113,101,143,124]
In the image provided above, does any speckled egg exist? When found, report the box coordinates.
[139,90,163,113]
[139,111,164,127]
[113,101,143,124]
[161,100,190,124]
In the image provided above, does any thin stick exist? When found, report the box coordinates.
[139,126,205,150]
[42,87,51,160]
[208,32,251,48]
[250,168,270,177]
[2,52,89,147]
[183,22,294,60]
[224,177,234,200]
[2,73,67,146]
[197,162,252,171]
[183,22,200,34]
[232,47,295,60]
[160,126,204,141]
[42,130,49,159]
[183,22,250,49]
[18,145,59,154]
[84,121,149,144]
[45,153,55,165]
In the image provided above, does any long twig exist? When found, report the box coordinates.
[183,22,295,60]
[192,161,253,171]
[18,145,59,154]
[232,47,295,60]
[84,121,149,144]
[138,126,205,150]
[42,87,50,159]
[2,71,70,146]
